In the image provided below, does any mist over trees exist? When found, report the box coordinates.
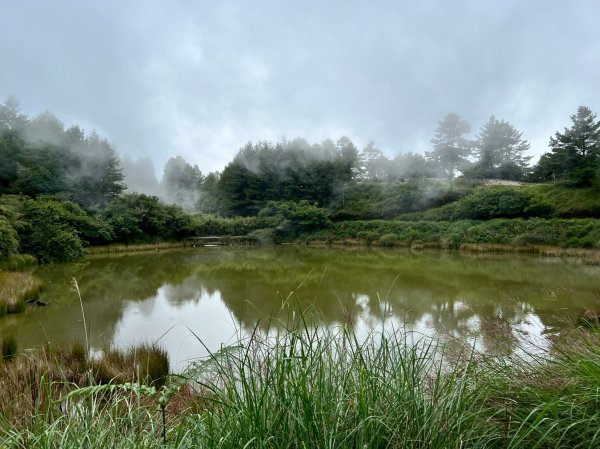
[3,96,600,224]
[217,138,358,216]
[2,95,600,263]
[123,104,600,217]
[466,116,531,180]
[121,157,159,196]
[160,155,204,210]
[0,99,125,206]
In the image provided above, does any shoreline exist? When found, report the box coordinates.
[85,236,600,265]
[307,238,600,263]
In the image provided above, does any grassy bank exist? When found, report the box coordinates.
[0,271,44,316]
[306,217,600,251]
[0,318,599,448]
[87,241,195,254]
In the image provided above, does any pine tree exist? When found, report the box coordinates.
[473,116,531,179]
[533,106,600,185]
[427,113,472,177]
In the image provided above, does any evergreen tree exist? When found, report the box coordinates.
[391,152,433,180]
[217,137,359,216]
[71,132,126,206]
[0,96,28,132]
[160,156,204,210]
[532,106,600,185]
[357,142,389,181]
[472,116,531,179]
[427,113,472,177]
[196,172,220,213]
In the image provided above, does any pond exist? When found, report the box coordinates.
[1,246,599,370]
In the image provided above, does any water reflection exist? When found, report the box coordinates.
[1,246,599,370]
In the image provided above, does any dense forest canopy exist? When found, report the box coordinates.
[0,99,125,207]
[2,96,600,263]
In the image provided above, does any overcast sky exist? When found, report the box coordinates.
[1,0,599,175]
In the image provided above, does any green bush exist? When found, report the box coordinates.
[19,199,90,263]
[355,231,379,244]
[378,233,400,246]
[0,195,113,263]
[258,200,331,237]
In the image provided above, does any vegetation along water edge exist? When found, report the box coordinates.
[0,314,599,448]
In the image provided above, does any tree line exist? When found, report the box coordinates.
[152,105,600,216]
[0,97,125,207]
[2,96,600,263]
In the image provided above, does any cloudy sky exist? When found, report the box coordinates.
[1,0,599,175]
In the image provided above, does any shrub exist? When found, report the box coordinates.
[355,231,379,244]
[379,233,400,247]
[2,195,113,263]
[258,200,331,237]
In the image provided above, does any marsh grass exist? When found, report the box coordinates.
[0,315,599,448]
[87,241,192,254]
[0,271,44,316]
[0,340,170,430]
[0,254,38,271]
[1,334,17,360]
[92,344,170,387]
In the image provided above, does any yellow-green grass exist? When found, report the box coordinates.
[0,271,44,316]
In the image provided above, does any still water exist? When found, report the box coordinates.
[2,246,599,370]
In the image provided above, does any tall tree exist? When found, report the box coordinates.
[71,132,126,206]
[160,155,204,210]
[217,137,360,215]
[0,96,28,132]
[24,111,66,146]
[427,113,472,177]
[473,116,531,179]
[121,156,159,195]
[334,136,359,182]
[532,106,600,185]
[391,152,433,180]
[358,142,389,181]
[196,172,220,213]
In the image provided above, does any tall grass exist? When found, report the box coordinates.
[0,254,38,271]
[183,323,499,448]
[0,316,599,448]
[0,271,44,316]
